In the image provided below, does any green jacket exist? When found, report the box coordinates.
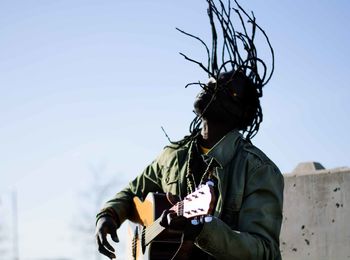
[99,130,284,259]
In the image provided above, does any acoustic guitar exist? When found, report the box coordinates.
[127,183,215,260]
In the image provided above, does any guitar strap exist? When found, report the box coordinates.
[171,238,195,260]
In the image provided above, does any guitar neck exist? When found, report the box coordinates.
[143,203,178,246]
[143,217,165,246]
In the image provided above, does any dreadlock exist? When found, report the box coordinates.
[167,0,274,147]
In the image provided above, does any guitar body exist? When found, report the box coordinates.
[127,193,182,260]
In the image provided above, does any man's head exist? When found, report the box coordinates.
[194,70,260,133]
[169,1,272,146]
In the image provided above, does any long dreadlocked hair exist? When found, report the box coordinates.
[166,0,274,147]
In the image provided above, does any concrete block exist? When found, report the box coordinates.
[280,163,350,259]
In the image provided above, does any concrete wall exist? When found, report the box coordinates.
[280,162,350,259]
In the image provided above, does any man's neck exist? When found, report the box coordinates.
[200,120,233,148]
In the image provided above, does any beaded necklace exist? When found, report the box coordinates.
[186,140,216,194]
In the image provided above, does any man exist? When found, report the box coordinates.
[95,1,283,259]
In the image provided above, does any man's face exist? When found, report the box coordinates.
[193,72,247,123]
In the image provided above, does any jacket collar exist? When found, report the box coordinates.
[205,130,243,168]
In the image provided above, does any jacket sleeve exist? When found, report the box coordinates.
[195,163,284,260]
[96,151,166,225]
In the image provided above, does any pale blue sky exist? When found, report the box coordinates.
[0,1,349,259]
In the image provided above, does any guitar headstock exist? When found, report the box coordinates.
[176,183,215,219]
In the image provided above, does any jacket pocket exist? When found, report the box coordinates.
[161,167,179,193]
[221,193,243,229]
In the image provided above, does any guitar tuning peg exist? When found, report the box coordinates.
[204,215,213,223]
[191,218,200,226]
[206,180,214,186]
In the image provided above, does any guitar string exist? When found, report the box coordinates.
[142,199,181,243]
[142,202,177,244]
[143,218,166,244]
[142,200,189,243]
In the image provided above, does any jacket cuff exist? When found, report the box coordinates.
[96,207,121,228]
[194,216,242,257]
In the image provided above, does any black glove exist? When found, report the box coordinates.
[95,215,119,259]
[159,209,203,241]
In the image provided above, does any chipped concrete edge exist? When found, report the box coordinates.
[284,166,350,177]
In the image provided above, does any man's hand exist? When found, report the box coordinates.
[160,209,188,231]
[159,209,204,241]
[95,216,119,259]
